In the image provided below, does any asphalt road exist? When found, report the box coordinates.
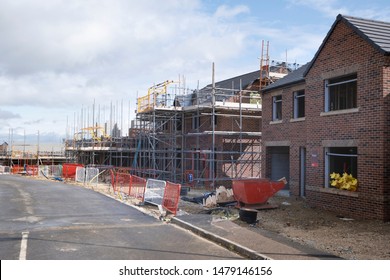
[0,175,241,260]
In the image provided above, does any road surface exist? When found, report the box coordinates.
[0,175,241,260]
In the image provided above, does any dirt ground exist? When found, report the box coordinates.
[177,191,390,260]
[84,182,390,260]
[241,195,390,260]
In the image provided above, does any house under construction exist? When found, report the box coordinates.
[65,60,290,188]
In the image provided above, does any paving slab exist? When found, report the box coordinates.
[172,214,341,260]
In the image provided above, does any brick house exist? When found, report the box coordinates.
[262,14,390,221]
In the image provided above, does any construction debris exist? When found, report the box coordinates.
[216,186,235,203]
[203,186,235,208]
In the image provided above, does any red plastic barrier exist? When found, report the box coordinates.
[115,172,131,194]
[129,175,147,201]
[26,165,38,176]
[162,181,181,215]
[62,163,84,179]
[110,169,116,191]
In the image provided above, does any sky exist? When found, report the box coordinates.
[1,0,390,150]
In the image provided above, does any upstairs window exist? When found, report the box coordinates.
[272,95,282,121]
[192,114,200,130]
[175,116,182,131]
[211,113,217,126]
[162,121,169,131]
[293,90,305,118]
[325,74,357,112]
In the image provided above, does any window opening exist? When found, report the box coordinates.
[272,95,282,121]
[192,115,199,129]
[325,147,357,189]
[325,74,357,111]
[293,90,305,118]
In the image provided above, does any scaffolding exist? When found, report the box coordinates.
[65,60,291,188]
[65,135,135,167]
[132,69,263,188]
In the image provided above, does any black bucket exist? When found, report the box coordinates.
[239,209,258,224]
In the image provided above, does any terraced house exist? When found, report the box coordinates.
[262,14,390,221]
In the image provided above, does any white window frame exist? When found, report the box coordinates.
[324,74,357,112]
[293,90,305,119]
[272,95,282,121]
[324,147,358,188]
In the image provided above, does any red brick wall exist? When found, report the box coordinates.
[262,20,390,220]
[262,82,306,195]
[306,20,389,220]
[382,62,390,221]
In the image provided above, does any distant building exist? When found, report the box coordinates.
[0,142,8,156]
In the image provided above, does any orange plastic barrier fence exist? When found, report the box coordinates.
[129,175,147,201]
[110,169,116,190]
[162,181,181,215]
[115,172,131,194]
[11,165,24,174]
[62,163,84,179]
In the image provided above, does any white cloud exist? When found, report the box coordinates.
[214,5,250,18]
[0,108,21,120]
[5,0,387,142]
[0,0,261,140]
[0,73,116,107]
[288,0,390,21]
[287,0,349,17]
[0,0,115,74]
[0,0,257,106]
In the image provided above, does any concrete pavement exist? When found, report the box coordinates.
[170,213,341,260]
[90,182,342,260]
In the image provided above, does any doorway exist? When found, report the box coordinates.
[269,146,290,192]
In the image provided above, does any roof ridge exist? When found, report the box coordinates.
[340,14,390,55]
[303,14,390,77]
[340,14,390,25]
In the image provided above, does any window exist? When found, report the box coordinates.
[325,147,357,188]
[193,149,200,172]
[272,95,282,121]
[175,116,182,131]
[192,115,199,130]
[325,74,357,112]
[293,90,305,118]
[162,121,169,131]
[210,112,217,126]
[176,149,181,169]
